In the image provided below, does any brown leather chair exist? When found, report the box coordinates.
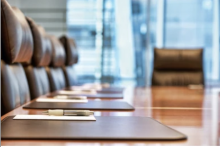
[59,35,78,87]
[152,48,204,86]
[46,35,66,92]
[1,0,33,115]
[24,17,52,99]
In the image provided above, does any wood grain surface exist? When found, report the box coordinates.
[1,86,220,146]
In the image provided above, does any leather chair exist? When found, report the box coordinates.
[24,17,52,99]
[59,36,124,93]
[59,35,78,87]
[46,35,66,92]
[152,48,204,86]
[1,0,33,115]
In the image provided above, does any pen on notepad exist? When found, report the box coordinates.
[42,110,94,116]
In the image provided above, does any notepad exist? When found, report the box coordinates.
[58,90,97,95]
[36,98,88,103]
[13,115,96,121]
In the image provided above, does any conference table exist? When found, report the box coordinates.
[1,86,220,146]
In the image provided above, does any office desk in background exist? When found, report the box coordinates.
[1,86,220,146]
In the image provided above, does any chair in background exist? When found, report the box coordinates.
[46,35,67,92]
[59,35,78,87]
[59,36,124,93]
[152,48,204,86]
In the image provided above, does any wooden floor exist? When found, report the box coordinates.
[1,86,220,146]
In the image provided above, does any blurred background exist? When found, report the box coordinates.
[7,0,220,87]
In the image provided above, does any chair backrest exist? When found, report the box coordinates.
[24,17,52,99]
[59,35,78,65]
[59,35,78,87]
[1,0,33,115]
[46,35,66,92]
[152,48,204,86]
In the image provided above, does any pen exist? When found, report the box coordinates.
[42,110,94,116]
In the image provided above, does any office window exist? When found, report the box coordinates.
[67,0,220,86]
[164,0,218,82]
[141,0,220,85]
[67,0,119,84]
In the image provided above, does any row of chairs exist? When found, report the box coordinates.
[1,0,79,115]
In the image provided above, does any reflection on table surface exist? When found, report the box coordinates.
[1,86,220,146]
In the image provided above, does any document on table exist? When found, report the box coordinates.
[13,115,96,121]
[36,98,88,103]
[188,84,203,89]
[58,90,97,95]
[71,85,102,90]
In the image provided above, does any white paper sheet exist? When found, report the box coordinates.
[58,90,96,95]
[54,95,87,100]
[188,84,204,89]
[36,98,88,103]
[13,115,96,121]
[71,86,102,90]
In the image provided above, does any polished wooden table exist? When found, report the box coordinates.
[1,86,220,146]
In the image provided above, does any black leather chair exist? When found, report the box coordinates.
[24,17,52,99]
[46,35,66,92]
[152,48,204,86]
[1,0,33,115]
[59,35,78,87]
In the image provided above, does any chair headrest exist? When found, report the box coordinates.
[49,35,66,67]
[154,48,203,70]
[1,0,33,64]
[26,17,52,67]
[59,35,78,65]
